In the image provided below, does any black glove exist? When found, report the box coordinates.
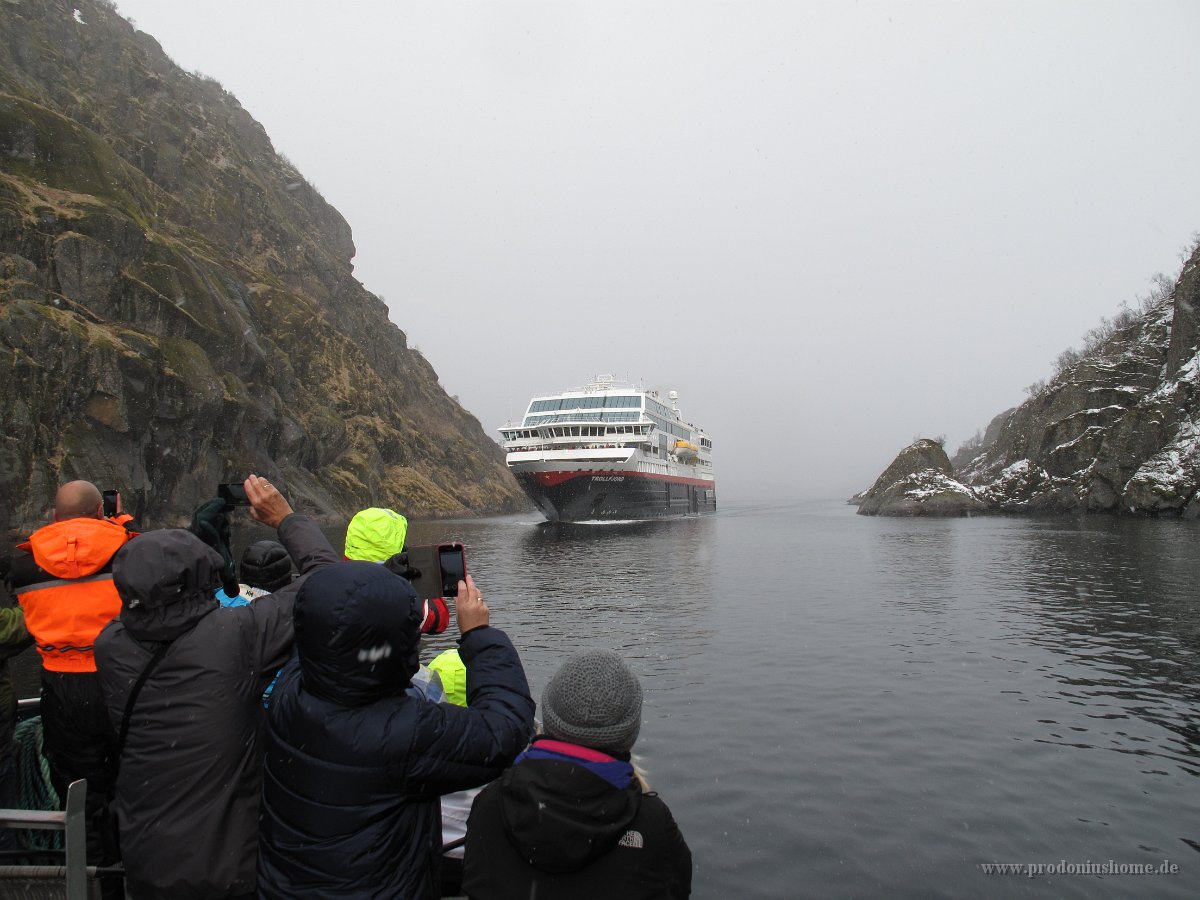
[189,498,239,597]
[383,551,421,582]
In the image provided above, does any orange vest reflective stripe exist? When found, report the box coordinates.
[16,574,122,672]
[15,517,133,673]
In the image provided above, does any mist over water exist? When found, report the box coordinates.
[108,0,1200,502]
[409,503,1198,898]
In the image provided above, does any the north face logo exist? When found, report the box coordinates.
[618,830,644,849]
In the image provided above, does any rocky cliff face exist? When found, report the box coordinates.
[0,0,527,535]
[859,241,1200,517]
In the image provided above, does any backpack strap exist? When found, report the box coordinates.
[114,639,173,770]
[113,605,219,770]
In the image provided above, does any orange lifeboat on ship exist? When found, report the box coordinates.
[675,440,699,460]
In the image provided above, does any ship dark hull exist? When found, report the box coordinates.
[515,471,717,522]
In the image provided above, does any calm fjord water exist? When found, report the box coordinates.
[15,502,1194,897]
[410,501,1198,899]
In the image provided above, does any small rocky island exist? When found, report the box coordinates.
[858,240,1200,517]
[854,439,986,517]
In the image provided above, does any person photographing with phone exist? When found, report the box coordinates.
[6,480,140,896]
[100,489,138,532]
[257,563,535,899]
[96,475,340,900]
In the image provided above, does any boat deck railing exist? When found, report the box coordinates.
[0,779,104,899]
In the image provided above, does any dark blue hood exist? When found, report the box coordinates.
[294,561,423,706]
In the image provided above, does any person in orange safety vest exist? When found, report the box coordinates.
[8,481,137,897]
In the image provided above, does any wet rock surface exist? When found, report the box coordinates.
[0,0,527,534]
[857,439,986,516]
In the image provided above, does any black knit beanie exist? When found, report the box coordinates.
[239,541,293,592]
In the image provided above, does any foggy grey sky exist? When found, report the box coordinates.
[109,0,1200,502]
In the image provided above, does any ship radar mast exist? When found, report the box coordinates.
[584,373,616,392]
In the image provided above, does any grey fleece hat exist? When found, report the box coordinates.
[541,649,643,755]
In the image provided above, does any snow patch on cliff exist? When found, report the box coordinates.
[899,470,980,501]
[1124,416,1200,505]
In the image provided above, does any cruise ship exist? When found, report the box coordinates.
[498,375,716,522]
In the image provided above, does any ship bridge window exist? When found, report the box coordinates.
[646,397,673,419]
[530,395,640,414]
[605,395,641,408]
[526,411,642,425]
[647,413,691,440]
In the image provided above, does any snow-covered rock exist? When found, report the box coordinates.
[859,242,1200,516]
[857,439,987,517]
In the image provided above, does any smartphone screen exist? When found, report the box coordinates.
[102,490,119,518]
[218,482,250,506]
[437,544,466,598]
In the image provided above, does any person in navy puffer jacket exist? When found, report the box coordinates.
[256,562,534,900]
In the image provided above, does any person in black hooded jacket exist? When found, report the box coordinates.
[95,475,337,900]
[257,563,535,900]
[462,649,692,900]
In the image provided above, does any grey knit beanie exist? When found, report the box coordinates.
[541,649,643,754]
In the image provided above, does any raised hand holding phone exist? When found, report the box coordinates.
[244,475,293,528]
[455,575,489,635]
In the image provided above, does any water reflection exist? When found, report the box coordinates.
[404,516,716,700]
[1007,518,1200,779]
[509,519,717,680]
[870,521,961,609]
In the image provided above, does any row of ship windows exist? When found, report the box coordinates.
[645,397,673,418]
[503,424,711,447]
[647,414,691,440]
[511,425,651,439]
[503,425,650,440]
[523,411,643,426]
[528,395,642,413]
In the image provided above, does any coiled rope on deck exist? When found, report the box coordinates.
[11,716,62,851]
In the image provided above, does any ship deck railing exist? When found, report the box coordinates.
[0,779,109,899]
